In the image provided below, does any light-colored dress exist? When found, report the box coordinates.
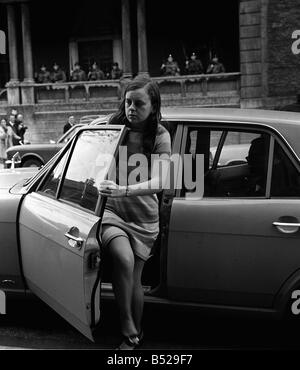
[0,126,7,162]
[101,124,171,261]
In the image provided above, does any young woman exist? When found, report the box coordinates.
[99,76,171,349]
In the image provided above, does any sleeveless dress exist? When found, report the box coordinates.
[101,124,171,261]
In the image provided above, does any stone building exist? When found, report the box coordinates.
[0,0,299,142]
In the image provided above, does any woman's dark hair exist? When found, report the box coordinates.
[0,117,8,132]
[109,76,161,157]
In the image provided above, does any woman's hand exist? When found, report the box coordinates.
[99,180,126,198]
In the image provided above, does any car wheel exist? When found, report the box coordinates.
[22,158,43,168]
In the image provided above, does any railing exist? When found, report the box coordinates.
[34,79,122,104]
[4,72,241,105]
[153,72,241,98]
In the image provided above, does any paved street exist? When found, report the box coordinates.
[1,296,300,350]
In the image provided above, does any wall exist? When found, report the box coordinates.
[267,0,300,98]
[239,0,265,108]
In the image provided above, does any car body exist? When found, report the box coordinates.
[1,107,300,341]
[5,115,104,168]
[5,124,84,168]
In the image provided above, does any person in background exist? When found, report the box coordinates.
[88,61,105,81]
[160,54,180,76]
[36,64,51,83]
[111,62,123,79]
[0,118,8,167]
[70,62,87,82]
[206,56,226,74]
[50,63,67,83]
[63,115,75,134]
[15,114,28,144]
[11,108,18,118]
[6,114,21,147]
[185,52,204,75]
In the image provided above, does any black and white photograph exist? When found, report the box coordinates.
[1,0,300,360]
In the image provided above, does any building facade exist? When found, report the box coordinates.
[0,0,299,142]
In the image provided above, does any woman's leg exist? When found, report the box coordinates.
[107,235,138,337]
[132,256,145,334]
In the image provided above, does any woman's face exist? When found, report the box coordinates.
[0,119,6,127]
[125,87,153,127]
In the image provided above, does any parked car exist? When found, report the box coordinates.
[5,124,83,168]
[5,115,105,168]
[1,107,300,341]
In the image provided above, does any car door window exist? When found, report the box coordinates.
[37,149,69,197]
[181,126,271,198]
[271,141,300,197]
[59,129,121,212]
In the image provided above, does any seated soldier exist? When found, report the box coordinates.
[185,52,203,75]
[70,62,87,82]
[50,62,67,83]
[88,62,105,81]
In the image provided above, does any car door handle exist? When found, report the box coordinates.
[64,231,84,249]
[273,222,300,234]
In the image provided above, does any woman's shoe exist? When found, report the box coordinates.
[116,335,140,350]
[137,330,144,344]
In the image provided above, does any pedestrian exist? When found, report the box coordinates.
[185,52,204,74]
[70,62,87,82]
[98,76,171,349]
[0,118,8,167]
[111,62,123,79]
[206,56,226,74]
[160,54,180,76]
[50,63,67,83]
[15,114,28,144]
[63,115,75,134]
[88,62,105,81]
[6,114,21,147]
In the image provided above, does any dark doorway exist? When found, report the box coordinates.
[78,39,113,77]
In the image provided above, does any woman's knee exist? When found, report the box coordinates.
[108,236,135,271]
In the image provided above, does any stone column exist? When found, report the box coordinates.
[137,0,149,76]
[121,0,132,79]
[6,4,20,105]
[20,2,35,104]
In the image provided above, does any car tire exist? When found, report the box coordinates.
[22,158,43,168]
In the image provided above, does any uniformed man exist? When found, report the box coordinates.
[185,53,204,75]
[88,62,105,81]
[206,56,226,74]
[70,62,87,82]
[36,64,51,83]
[50,63,67,83]
[111,62,123,79]
[160,54,180,76]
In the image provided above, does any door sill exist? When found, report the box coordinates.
[101,282,152,294]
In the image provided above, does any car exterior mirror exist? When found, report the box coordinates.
[11,152,21,169]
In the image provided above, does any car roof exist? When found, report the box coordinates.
[90,107,300,157]
[161,107,300,157]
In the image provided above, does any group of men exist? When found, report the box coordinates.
[6,109,28,146]
[160,53,225,76]
[36,61,123,83]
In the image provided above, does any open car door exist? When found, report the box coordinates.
[18,125,126,341]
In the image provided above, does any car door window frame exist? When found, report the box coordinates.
[175,121,287,199]
[34,126,127,215]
